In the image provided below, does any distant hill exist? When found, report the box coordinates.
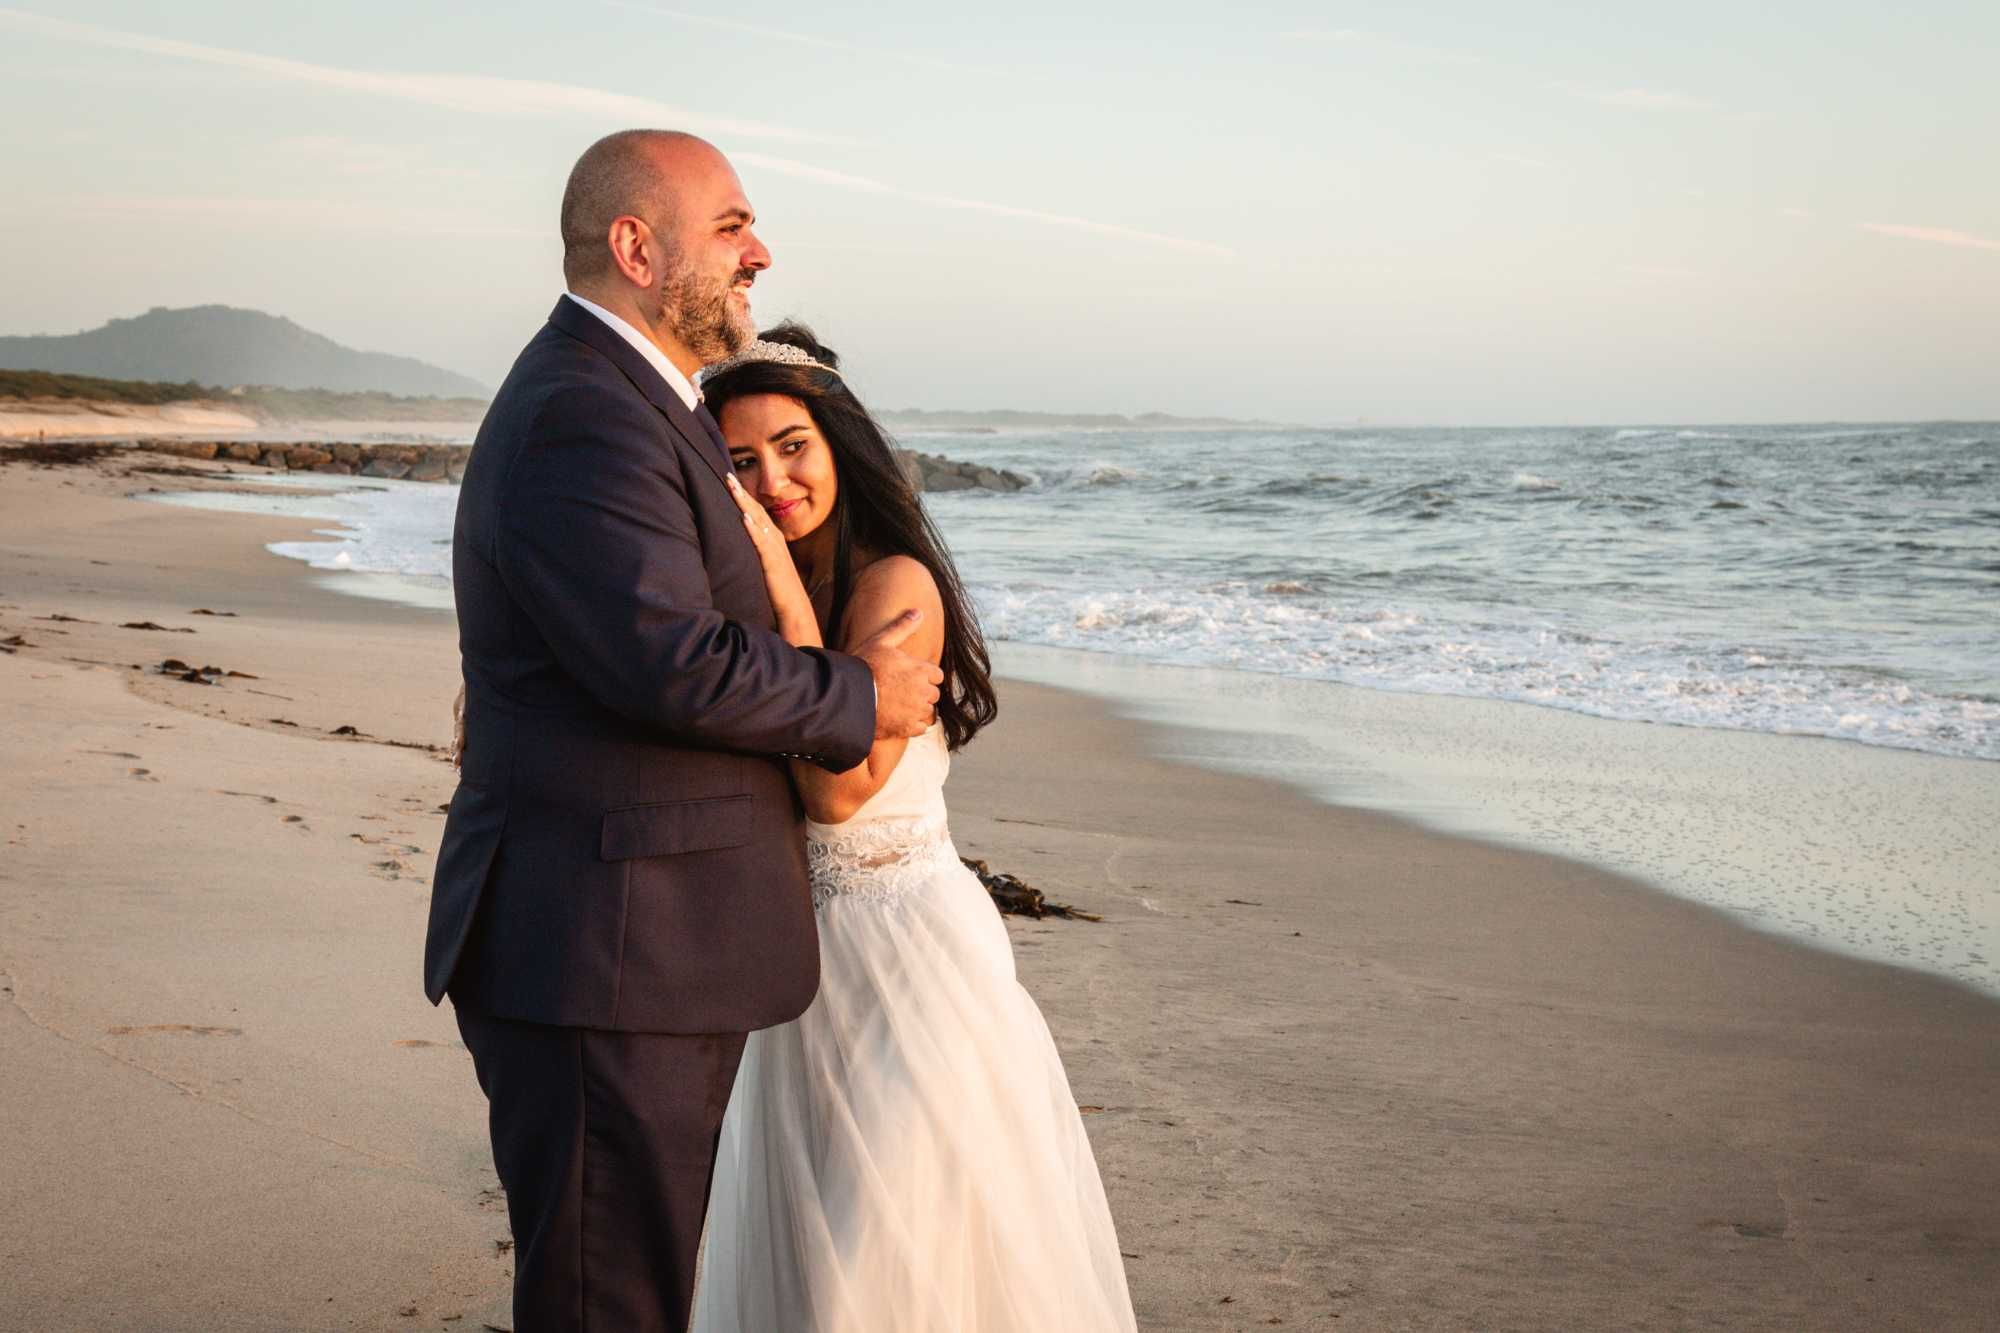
[0,305,488,399]
[878,407,1285,432]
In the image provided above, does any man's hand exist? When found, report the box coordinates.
[854,609,943,740]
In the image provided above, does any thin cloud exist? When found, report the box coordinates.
[275,135,480,179]
[1779,207,1813,219]
[1861,223,2000,253]
[1284,28,1484,65]
[50,192,544,238]
[1287,32,1718,115]
[733,152,1234,259]
[1489,152,1556,170]
[1555,83,1714,112]
[603,1,999,77]
[1,6,1228,261]
[0,7,848,145]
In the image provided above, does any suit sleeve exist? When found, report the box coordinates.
[494,386,875,771]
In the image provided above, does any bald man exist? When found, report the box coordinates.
[425,130,943,1332]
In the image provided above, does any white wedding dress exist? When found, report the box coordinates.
[691,724,1138,1332]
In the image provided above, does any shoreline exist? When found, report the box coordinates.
[131,456,2000,999]
[4,451,2000,1328]
[990,642,2000,1000]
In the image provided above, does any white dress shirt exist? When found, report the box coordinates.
[563,291,701,412]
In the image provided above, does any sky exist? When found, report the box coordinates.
[0,1,1995,425]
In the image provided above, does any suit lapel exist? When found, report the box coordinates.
[544,298,734,487]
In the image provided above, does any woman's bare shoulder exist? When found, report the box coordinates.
[841,555,944,655]
[851,553,939,603]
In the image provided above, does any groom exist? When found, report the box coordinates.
[424,130,941,1331]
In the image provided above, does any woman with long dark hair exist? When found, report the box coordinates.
[691,324,1137,1332]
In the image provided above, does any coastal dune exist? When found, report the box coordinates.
[0,398,262,439]
[2,447,1998,1330]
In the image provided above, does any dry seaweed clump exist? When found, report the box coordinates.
[961,857,1102,921]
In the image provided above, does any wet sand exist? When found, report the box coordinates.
[3,445,1997,1330]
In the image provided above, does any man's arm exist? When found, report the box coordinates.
[494,386,874,770]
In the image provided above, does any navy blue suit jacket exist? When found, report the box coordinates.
[424,298,875,1032]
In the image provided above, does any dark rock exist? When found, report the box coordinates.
[149,440,219,460]
[0,441,121,468]
[284,445,333,469]
[221,442,262,462]
[330,443,363,465]
[360,458,411,480]
[121,621,195,633]
[311,462,354,475]
[893,449,1028,494]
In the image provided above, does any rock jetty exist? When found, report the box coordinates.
[129,439,1028,493]
[897,449,1029,493]
[133,438,467,482]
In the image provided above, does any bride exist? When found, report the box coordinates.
[690,324,1137,1332]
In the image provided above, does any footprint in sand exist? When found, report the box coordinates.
[391,1039,461,1049]
[106,1023,243,1037]
[127,767,158,782]
[351,833,425,856]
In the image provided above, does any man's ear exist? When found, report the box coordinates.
[606,215,659,290]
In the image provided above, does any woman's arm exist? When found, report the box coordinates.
[724,474,943,823]
[791,557,944,823]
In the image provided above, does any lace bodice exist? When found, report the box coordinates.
[805,724,954,909]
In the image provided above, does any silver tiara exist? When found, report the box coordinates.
[701,339,842,382]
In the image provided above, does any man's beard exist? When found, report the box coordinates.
[657,258,754,365]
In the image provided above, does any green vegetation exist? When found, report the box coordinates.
[0,368,486,421]
[221,385,488,421]
[0,369,208,405]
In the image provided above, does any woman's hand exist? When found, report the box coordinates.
[724,472,822,648]
[450,681,466,770]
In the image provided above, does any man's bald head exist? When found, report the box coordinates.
[555,129,770,374]
[560,129,719,287]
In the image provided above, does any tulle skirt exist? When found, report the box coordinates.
[691,843,1137,1332]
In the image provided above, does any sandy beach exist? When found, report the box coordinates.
[4,445,1999,1331]
[0,399,262,440]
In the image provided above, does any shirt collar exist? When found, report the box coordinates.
[561,291,701,412]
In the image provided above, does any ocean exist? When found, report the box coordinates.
[147,422,2000,994]
[177,420,2000,761]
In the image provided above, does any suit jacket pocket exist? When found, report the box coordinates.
[599,794,754,861]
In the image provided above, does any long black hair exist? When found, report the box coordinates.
[702,322,998,750]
